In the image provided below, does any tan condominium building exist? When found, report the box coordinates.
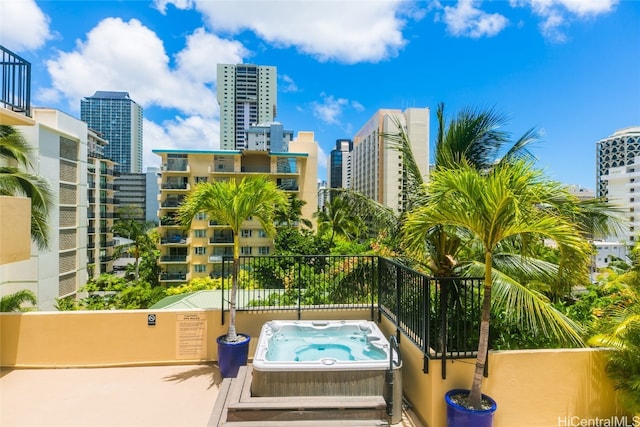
[153,131,318,284]
[351,107,430,214]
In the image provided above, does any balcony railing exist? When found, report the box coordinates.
[160,234,188,245]
[209,236,234,244]
[159,271,188,281]
[161,182,189,190]
[1,46,31,116]
[160,255,188,263]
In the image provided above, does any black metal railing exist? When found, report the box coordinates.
[1,45,31,116]
[212,255,483,377]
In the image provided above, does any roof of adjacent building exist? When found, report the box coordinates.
[86,91,132,100]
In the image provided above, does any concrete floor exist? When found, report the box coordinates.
[0,364,423,427]
[1,365,221,427]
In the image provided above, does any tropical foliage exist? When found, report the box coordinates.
[111,207,158,281]
[0,125,53,249]
[1,289,37,312]
[178,175,288,342]
[402,160,590,409]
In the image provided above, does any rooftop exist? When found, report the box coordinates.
[0,364,422,427]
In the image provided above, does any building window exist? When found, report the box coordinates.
[194,229,206,238]
[194,247,206,255]
[241,229,252,238]
[195,212,207,220]
[241,246,252,255]
[257,230,267,238]
[258,246,270,255]
[195,176,208,183]
[194,264,206,273]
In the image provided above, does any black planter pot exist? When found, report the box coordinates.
[217,334,251,378]
[445,389,497,427]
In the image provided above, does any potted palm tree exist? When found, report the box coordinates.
[402,160,589,426]
[178,175,288,378]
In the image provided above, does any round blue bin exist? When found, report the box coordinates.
[217,334,250,378]
[445,389,497,427]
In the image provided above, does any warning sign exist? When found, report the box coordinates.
[176,313,207,359]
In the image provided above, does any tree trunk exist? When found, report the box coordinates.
[226,233,239,342]
[468,250,493,409]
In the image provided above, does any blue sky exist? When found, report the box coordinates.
[2,0,639,189]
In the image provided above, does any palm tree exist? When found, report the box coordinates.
[275,194,312,228]
[314,195,366,246]
[402,160,589,409]
[0,125,53,250]
[111,207,156,281]
[178,175,288,342]
[1,289,37,312]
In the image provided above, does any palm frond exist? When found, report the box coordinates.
[463,261,584,346]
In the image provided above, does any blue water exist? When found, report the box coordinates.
[265,324,387,362]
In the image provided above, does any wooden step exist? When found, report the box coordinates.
[212,365,390,425]
[221,420,389,426]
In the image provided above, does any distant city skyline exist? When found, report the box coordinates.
[2,0,639,189]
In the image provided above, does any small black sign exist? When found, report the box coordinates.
[147,314,156,326]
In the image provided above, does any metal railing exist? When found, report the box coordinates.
[1,45,31,116]
[213,255,483,377]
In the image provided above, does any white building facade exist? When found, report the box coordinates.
[597,127,640,243]
[1,108,88,309]
[217,64,277,151]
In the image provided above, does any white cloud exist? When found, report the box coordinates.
[177,0,410,64]
[143,116,219,168]
[281,75,299,93]
[0,0,52,51]
[41,18,246,168]
[154,0,194,14]
[511,0,618,41]
[312,94,350,125]
[441,0,509,38]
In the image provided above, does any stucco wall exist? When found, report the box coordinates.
[380,316,628,427]
[1,310,629,426]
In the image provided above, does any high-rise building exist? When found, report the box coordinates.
[351,108,430,214]
[1,108,89,309]
[597,126,640,243]
[245,122,293,152]
[80,91,143,174]
[153,132,317,284]
[145,167,160,224]
[328,139,353,189]
[87,129,117,278]
[114,173,147,222]
[217,64,277,150]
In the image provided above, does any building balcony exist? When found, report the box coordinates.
[161,182,189,191]
[159,255,189,264]
[209,236,234,244]
[159,216,180,227]
[160,234,189,245]
[1,46,31,118]
[159,271,190,282]
[160,199,184,209]
[161,162,190,173]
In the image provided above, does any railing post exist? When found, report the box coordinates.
[297,255,302,320]
[423,275,430,374]
[395,263,402,332]
[440,278,448,380]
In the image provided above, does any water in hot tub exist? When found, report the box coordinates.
[265,324,387,362]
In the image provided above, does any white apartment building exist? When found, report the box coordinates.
[597,127,640,243]
[1,108,89,309]
[217,64,277,151]
[351,108,430,214]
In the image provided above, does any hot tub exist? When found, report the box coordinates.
[251,320,397,397]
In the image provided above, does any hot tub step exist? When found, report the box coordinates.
[226,395,388,422]
[220,420,389,426]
